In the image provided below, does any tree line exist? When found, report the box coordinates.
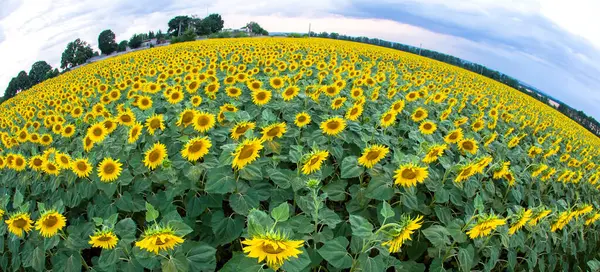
[306,31,600,137]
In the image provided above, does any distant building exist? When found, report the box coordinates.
[141,38,158,47]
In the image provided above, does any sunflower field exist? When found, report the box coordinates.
[0,37,599,271]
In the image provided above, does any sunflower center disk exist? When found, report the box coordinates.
[43,216,58,227]
[238,146,256,160]
[13,218,27,228]
[262,244,285,254]
[401,169,418,179]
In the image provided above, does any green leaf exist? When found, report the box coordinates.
[318,237,352,269]
[588,259,600,272]
[429,258,447,272]
[358,254,386,272]
[31,247,44,272]
[229,190,260,216]
[115,218,137,243]
[365,177,394,200]
[458,244,475,272]
[271,202,290,222]
[169,220,193,237]
[239,164,263,181]
[422,225,451,248]
[322,179,348,201]
[281,249,311,272]
[13,190,23,208]
[340,156,363,178]
[380,201,395,219]
[349,214,373,238]
[211,212,244,245]
[221,252,266,272]
[267,168,292,188]
[474,193,484,212]
[98,249,120,269]
[205,167,236,194]
[161,254,188,272]
[187,242,217,272]
[247,209,274,237]
[145,202,159,222]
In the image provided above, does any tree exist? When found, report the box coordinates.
[3,77,19,99]
[156,30,165,40]
[28,61,52,86]
[203,14,224,33]
[117,40,128,52]
[168,16,193,36]
[45,68,59,80]
[246,22,268,36]
[61,38,95,69]
[98,29,118,55]
[170,28,196,44]
[329,32,339,39]
[148,31,155,39]
[129,34,144,49]
[318,32,329,38]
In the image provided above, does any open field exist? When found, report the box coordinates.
[0,38,599,271]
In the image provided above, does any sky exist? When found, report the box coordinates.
[1,0,600,118]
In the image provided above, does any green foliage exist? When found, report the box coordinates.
[28,61,52,86]
[117,40,128,52]
[60,38,95,69]
[98,29,118,55]
[128,34,144,49]
[170,29,196,44]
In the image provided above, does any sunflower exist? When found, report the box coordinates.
[484,132,497,147]
[380,110,397,128]
[261,122,287,141]
[193,112,216,133]
[467,214,506,239]
[422,144,447,164]
[393,163,429,187]
[166,89,184,104]
[226,87,242,98]
[43,161,60,176]
[528,209,551,226]
[144,142,168,170]
[137,96,153,110]
[6,212,33,237]
[247,80,263,92]
[508,209,532,235]
[252,89,272,106]
[382,215,424,253]
[358,144,389,168]
[551,211,574,232]
[12,154,27,171]
[191,95,203,107]
[232,138,263,170]
[35,210,66,238]
[390,99,405,113]
[294,112,311,128]
[128,122,143,144]
[419,120,437,135]
[231,121,256,140]
[411,107,428,122]
[345,104,363,121]
[331,97,347,110]
[585,213,600,226]
[135,226,185,254]
[97,157,123,183]
[71,158,92,178]
[242,231,304,271]
[320,117,346,136]
[62,124,76,137]
[56,153,71,169]
[458,138,478,155]
[145,114,165,135]
[282,86,299,101]
[89,230,119,249]
[28,155,45,171]
[269,76,285,89]
[87,123,107,143]
[176,109,197,128]
[301,150,329,175]
[103,118,118,134]
[83,136,94,152]
[181,137,212,161]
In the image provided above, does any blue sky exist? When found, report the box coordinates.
[1,0,599,118]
